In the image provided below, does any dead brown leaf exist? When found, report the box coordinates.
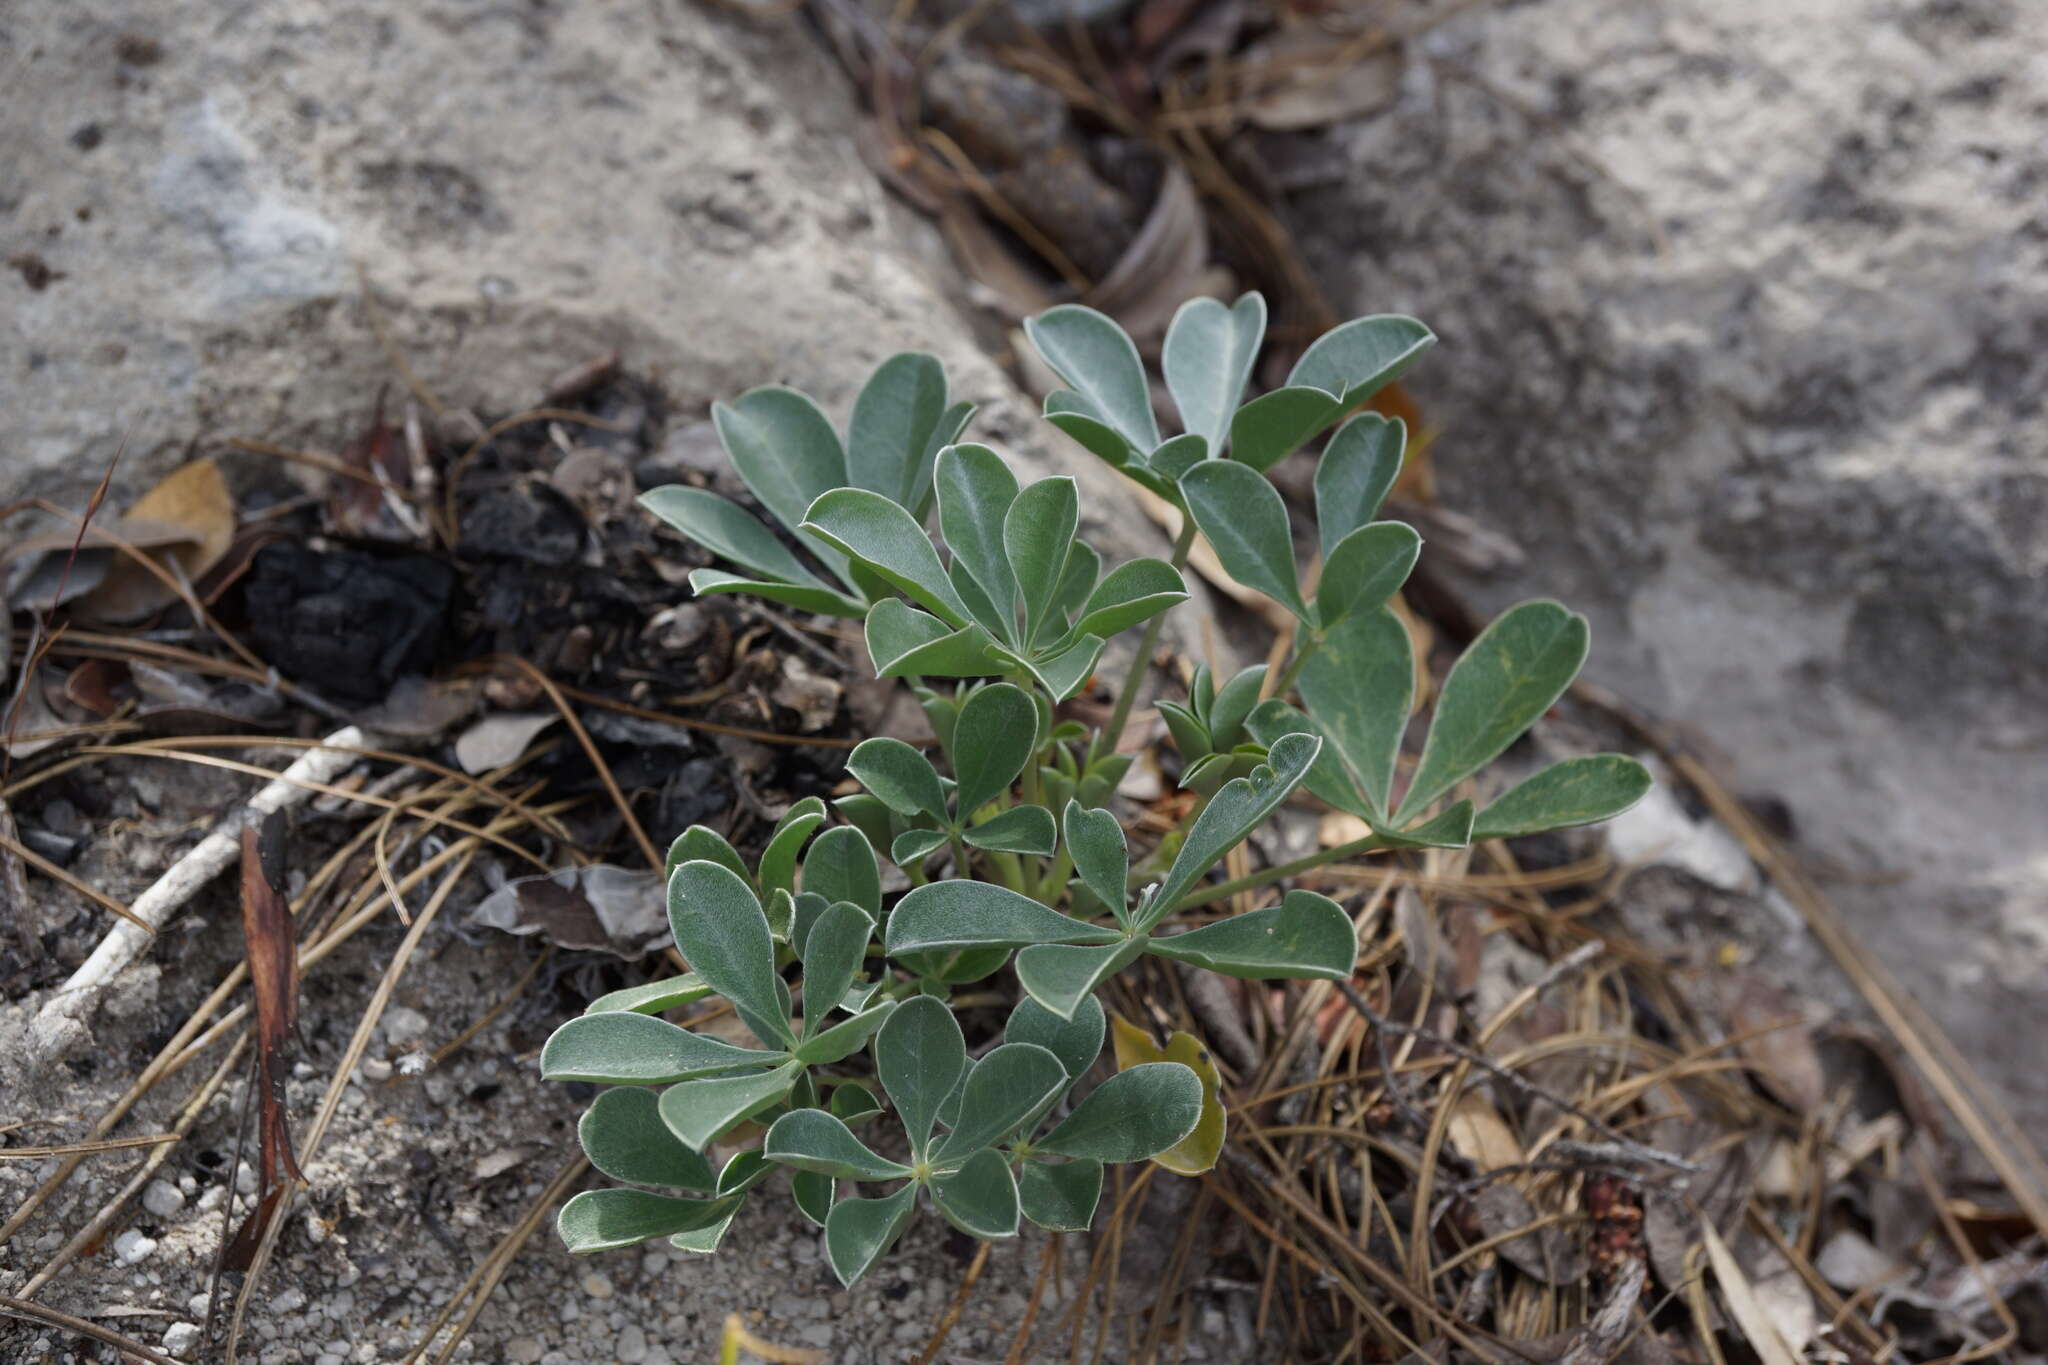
[77,458,237,622]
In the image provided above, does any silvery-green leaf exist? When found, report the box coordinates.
[962,805,1057,856]
[931,1148,1020,1239]
[885,882,1119,956]
[583,972,712,1017]
[666,826,748,886]
[1019,1158,1102,1232]
[1045,405,1142,482]
[756,797,826,899]
[718,1149,775,1196]
[1005,633,1105,702]
[1051,541,1100,637]
[846,738,950,821]
[802,826,881,917]
[1004,476,1079,645]
[668,1200,743,1255]
[932,1043,1068,1161]
[540,1011,775,1084]
[667,860,795,1049]
[1144,890,1355,980]
[1396,600,1588,824]
[830,1083,884,1125]
[832,794,898,861]
[952,682,1037,814]
[803,489,970,627]
[1026,306,1161,453]
[1288,314,1436,409]
[1315,521,1419,630]
[936,443,1020,643]
[1229,387,1341,473]
[788,891,830,959]
[1157,701,1211,762]
[1061,802,1128,927]
[1298,605,1413,821]
[1066,559,1188,642]
[950,554,1015,645]
[765,1108,913,1181]
[1315,414,1407,555]
[1164,293,1267,455]
[890,828,949,867]
[1014,939,1145,1020]
[1471,755,1652,841]
[1207,664,1268,754]
[847,352,947,507]
[911,402,977,517]
[864,599,1007,678]
[1377,800,1474,849]
[1244,700,1370,819]
[657,1060,802,1151]
[1179,460,1309,621]
[1145,732,1321,928]
[793,1000,897,1066]
[639,486,831,588]
[578,1086,718,1191]
[799,902,872,1042]
[687,569,868,619]
[791,1170,834,1228]
[712,387,847,537]
[558,1189,742,1254]
[824,1183,918,1288]
[877,996,965,1158]
[1004,992,1106,1083]
[1036,1063,1203,1162]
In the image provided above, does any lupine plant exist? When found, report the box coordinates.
[540,295,1651,1286]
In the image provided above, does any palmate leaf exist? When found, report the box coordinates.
[885,881,1119,956]
[687,569,866,619]
[878,996,965,1158]
[578,1086,718,1191]
[825,1184,919,1288]
[799,902,872,1042]
[1026,305,1161,454]
[1144,890,1356,981]
[1315,414,1407,555]
[1005,476,1079,645]
[846,352,947,508]
[952,683,1037,814]
[1036,1063,1203,1163]
[1145,731,1321,928]
[936,444,1020,642]
[932,1043,1067,1161]
[666,861,795,1049]
[558,1189,742,1254]
[1014,939,1144,1021]
[1002,633,1105,702]
[712,388,846,538]
[540,1011,773,1084]
[961,805,1057,856]
[1018,1158,1103,1232]
[803,489,970,627]
[1297,605,1414,821]
[1164,293,1268,456]
[1396,600,1589,824]
[1179,460,1308,621]
[764,1109,912,1181]
[1472,755,1651,841]
[931,1148,1020,1239]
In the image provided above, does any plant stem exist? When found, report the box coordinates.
[1267,626,1322,701]
[1165,831,1389,913]
[1090,514,1198,766]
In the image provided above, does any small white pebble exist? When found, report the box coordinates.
[272,1287,306,1314]
[188,1293,210,1317]
[162,1321,202,1357]
[616,1324,648,1363]
[505,1337,544,1365]
[143,1180,186,1219]
[580,1271,614,1299]
[382,1006,431,1045]
[235,1162,258,1197]
[197,1184,227,1213]
[114,1229,158,1264]
[360,1057,393,1083]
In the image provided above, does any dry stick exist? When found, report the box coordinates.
[506,657,660,871]
[34,727,367,1027]
[0,1294,186,1365]
[22,1038,248,1298]
[224,848,476,1363]
[1004,1236,1062,1365]
[0,1133,180,1160]
[1331,982,1700,1174]
[916,1240,992,1365]
[0,827,147,929]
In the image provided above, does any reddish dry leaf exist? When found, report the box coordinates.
[239,819,302,1188]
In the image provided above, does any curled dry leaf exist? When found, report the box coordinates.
[468,865,666,958]
[77,457,237,622]
[454,711,560,775]
[1446,1094,1522,1172]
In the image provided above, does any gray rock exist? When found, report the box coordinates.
[141,1178,186,1219]
[1288,0,2048,1117]
[162,1322,203,1358]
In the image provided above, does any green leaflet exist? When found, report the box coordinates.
[962,804,1057,856]
[1397,600,1589,824]
[1297,605,1414,821]
[666,861,795,1049]
[639,486,830,589]
[558,1189,742,1255]
[657,1061,803,1151]
[863,599,1005,679]
[1244,700,1370,820]
[1004,993,1106,1085]
[1061,801,1129,926]
[1144,890,1356,980]
[764,1109,912,1181]
[540,1011,774,1085]
[1288,314,1436,409]
[577,1086,718,1192]
[1067,559,1188,642]
[931,1148,1019,1239]
[711,387,846,539]
[665,826,748,886]
[803,489,970,627]
[877,995,965,1158]
[756,798,826,900]
[1146,731,1321,928]
[1315,414,1407,555]
[1179,460,1308,621]
[792,1001,897,1067]
[825,1184,919,1288]
[583,973,711,1017]
[1005,476,1079,645]
[1036,1063,1203,1163]
[687,569,867,619]
[799,902,872,1042]
[846,737,949,821]
[802,825,881,917]
[1163,292,1267,456]
[931,1043,1068,1161]
[1026,305,1161,454]
[1229,386,1342,474]
[952,683,1037,814]
[1014,939,1145,1021]
[1018,1158,1103,1232]
[847,352,947,507]
[885,881,1120,956]
[1472,755,1651,840]
[936,443,1021,641]
[1315,521,1420,629]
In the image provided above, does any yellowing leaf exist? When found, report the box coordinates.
[1110,1015,1223,1176]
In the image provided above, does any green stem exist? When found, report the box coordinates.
[1267,625,1323,701]
[1165,831,1389,913]
[947,831,973,884]
[1090,514,1199,766]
